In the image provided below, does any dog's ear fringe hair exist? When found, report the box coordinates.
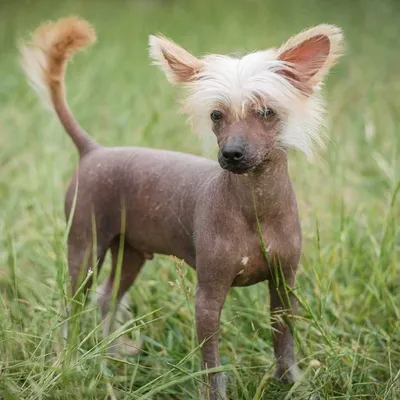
[148,35,204,84]
[277,24,345,87]
[19,16,96,107]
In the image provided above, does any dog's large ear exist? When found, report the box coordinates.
[277,24,344,93]
[149,35,204,84]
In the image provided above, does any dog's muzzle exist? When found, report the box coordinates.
[218,138,251,174]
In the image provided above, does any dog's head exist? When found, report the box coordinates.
[149,26,344,174]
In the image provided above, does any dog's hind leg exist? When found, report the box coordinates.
[97,240,146,356]
[68,237,108,297]
[64,227,109,338]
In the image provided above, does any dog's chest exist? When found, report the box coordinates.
[230,227,300,287]
[231,244,273,287]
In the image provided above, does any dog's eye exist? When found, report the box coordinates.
[257,108,276,119]
[210,110,223,122]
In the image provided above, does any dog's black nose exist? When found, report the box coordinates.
[221,145,244,162]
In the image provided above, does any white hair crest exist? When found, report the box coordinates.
[183,50,325,157]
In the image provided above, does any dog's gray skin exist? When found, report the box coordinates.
[65,121,301,398]
[21,19,305,400]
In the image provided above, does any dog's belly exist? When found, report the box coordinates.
[124,220,197,268]
[122,194,198,266]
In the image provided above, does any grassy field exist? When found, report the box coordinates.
[0,0,399,398]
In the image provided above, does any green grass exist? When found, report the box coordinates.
[0,0,399,398]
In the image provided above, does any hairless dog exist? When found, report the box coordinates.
[21,17,343,399]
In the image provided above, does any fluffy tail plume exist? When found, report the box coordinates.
[20,17,98,156]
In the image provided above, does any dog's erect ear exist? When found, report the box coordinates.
[277,24,344,93]
[149,35,204,84]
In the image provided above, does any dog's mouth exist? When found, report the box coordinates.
[222,164,251,174]
[218,155,272,174]
[218,158,255,174]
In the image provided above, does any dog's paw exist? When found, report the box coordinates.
[274,364,301,384]
[108,335,142,357]
[199,372,227,400]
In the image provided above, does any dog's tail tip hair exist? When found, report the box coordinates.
[20,16,96,104]
[20,17,98,156]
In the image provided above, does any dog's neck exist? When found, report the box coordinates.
[225,151,293,222]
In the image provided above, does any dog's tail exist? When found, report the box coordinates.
[20,17,99,156]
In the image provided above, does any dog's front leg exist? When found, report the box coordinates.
[269,271,300,383]
[195,281,230,400]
